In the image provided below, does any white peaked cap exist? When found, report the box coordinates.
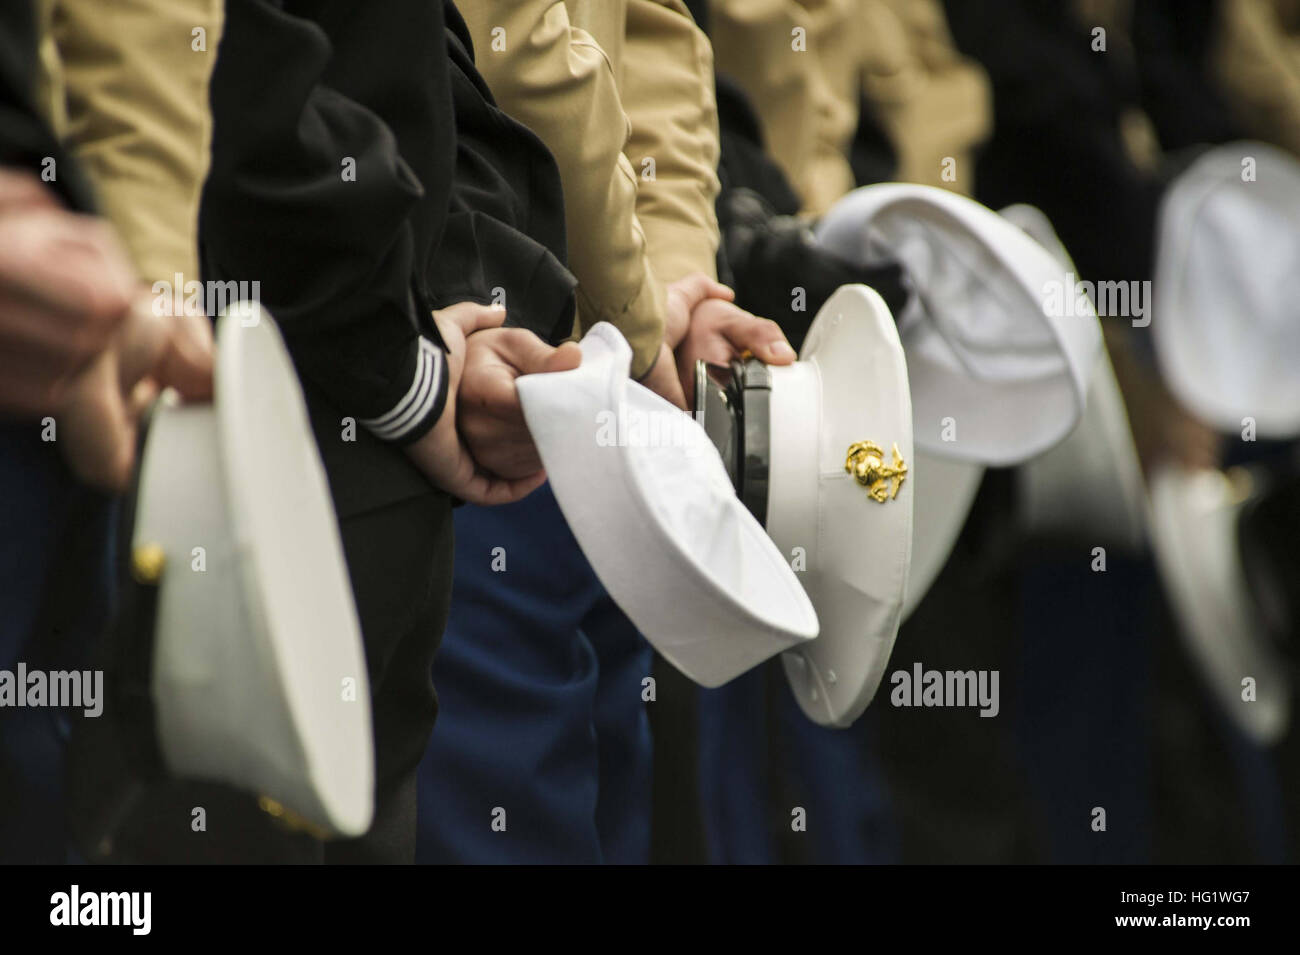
[768,286,915,727]
[133,303,374,838]
[516,322,819,688]
[817,184,1102,618]
[1149,466,1291,744]
[1153,142,1300,438]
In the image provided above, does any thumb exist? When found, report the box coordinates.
[155,312,215,402]
[701,277,735,302]
[494,329,581,376]
[541,340,582,374]
[440,301,508,338]
[115,298,170,392]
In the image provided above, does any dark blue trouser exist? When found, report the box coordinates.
[0,426,115,863]
[1016,551,1154,863]
[415,484,652,864]
[697,663,898,864]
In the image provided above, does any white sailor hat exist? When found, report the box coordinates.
[127,302,374,838]
[1153,142,1300,440]
[516,321,819,689]
[816,184,1102,616]
[1148,465,1291,744]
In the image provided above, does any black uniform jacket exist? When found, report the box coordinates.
[0,1,93,211]
[200,0,576,517]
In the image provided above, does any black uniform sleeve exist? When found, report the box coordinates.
[431,12,577,345]
[200,0,453,445]
[0,0,95,211]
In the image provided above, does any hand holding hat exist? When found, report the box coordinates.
[56,297,215,493]
[663,272,734,351]
[674,297,796,406]
[640,272,797,410]
[456,324,582,480]
[640,272,731,410]
[0,175,136,418]
[406,301,574,505]
[57,299,181,491]
[0,172,214,490]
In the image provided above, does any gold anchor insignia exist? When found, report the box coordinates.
[845,441,907,503]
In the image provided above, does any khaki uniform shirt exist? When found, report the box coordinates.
[34,0,222,286]
[459,1,721,377]
[1214,0,1300,156]
[710,0,990,213]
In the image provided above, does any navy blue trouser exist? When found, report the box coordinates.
[697,664,899,864]
[415,483,653,864]
[0,426,115,863]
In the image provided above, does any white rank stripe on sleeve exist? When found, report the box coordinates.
[360,336,445,441]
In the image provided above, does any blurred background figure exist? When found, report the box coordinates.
[674,0,1300,865]
[0,0,215,863]
[945,0,1300,864]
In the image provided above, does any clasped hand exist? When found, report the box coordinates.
[411,275,796,505]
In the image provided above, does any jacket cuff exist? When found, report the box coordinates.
[358,336,449,445]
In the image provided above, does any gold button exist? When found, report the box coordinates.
[131,543,167,584]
